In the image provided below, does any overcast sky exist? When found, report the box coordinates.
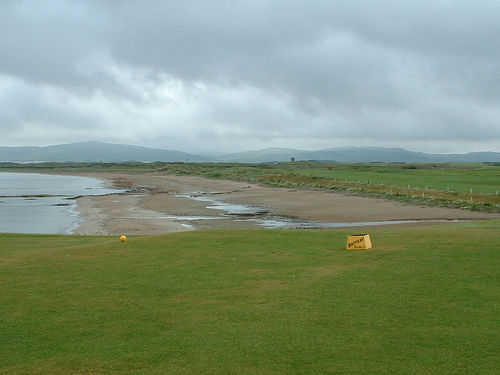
[1,0,499,153]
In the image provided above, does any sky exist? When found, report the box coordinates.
[1,0,500,154]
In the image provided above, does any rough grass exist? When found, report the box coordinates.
[1,222,500,374]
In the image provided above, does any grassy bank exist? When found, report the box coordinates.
[3,162,500,212]
[1,222,500,374]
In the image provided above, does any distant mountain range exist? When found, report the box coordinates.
[219,147,500,163]
[0,142,205,163]
[1,142,500,163]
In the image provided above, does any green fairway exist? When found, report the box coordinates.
[293,163,500,193]
[1,223,500,374]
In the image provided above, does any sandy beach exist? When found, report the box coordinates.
[65,172,500,235]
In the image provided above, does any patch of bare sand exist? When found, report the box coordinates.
[58,172,499,235]
[130,174,498,221]
[73,193,192,235]
[224,186,494,222]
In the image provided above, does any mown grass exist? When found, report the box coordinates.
[1,222,500,374]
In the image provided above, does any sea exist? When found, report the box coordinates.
[0,173,123,234]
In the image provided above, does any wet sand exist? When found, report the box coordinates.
[66,172,500,235]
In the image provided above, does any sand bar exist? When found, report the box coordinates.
[58,172,500,235]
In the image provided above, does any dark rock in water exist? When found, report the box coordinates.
[52,203,71,207]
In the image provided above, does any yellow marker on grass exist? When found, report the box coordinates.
[346,234,372,250]
[120,235,127,243]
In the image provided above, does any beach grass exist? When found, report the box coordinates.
[1,221,500,374]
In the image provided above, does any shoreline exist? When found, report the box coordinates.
[65,172,500,235]
[3,170,498,235]
[72,193,193,235]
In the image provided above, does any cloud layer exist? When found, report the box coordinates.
[1,0,500,153]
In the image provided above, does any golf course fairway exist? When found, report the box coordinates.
[1,222,499,374]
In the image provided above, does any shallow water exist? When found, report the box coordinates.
[0,173,122,234]
[176,194,268,215]
[246,218,459,229]
[176,192,460,229]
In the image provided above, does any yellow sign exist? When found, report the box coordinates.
[120,235,127,243]
[346,234,372,250]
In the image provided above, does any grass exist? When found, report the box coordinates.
[4,161,500,212]
[2,222,500,374]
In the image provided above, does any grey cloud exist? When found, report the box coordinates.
[0,75,114,134]
[1,0,500,152]
[0,1,106,85]
[98,1,500,114]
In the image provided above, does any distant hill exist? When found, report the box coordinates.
[299,147,435,163]
[429,152,500,163]
[1,142,500,163]
[214,147,433,163]
[214,147,500,163]
[218,148,302,163]
[0,142,205,162]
